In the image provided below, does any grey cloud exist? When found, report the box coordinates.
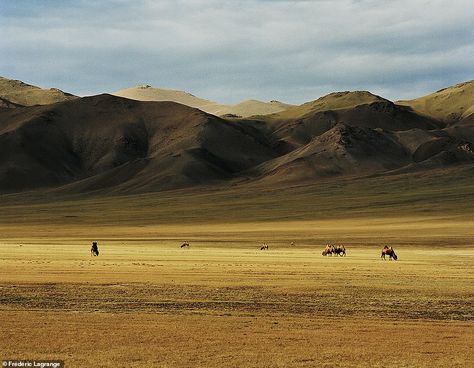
[0,0,473,103]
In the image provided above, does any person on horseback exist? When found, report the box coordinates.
[91,241,99,256]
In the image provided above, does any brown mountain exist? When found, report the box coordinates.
[0,79,473,194]
[0,76,77,106]
[397,80,474,124]
[0,97,23,109]
[251,123,411,184]
[113,85,293,117]
[258,91,443,151]
[0,94,276,193]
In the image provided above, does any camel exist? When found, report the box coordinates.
[90,241,99,256]
[333,245,346,256]
[322,244,346,256]
[322,244,335,256]
[180,241,190,248]
[381,245,397,260]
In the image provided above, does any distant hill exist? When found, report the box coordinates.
[269,91,385,120]
[0,79,473,194]
[258,91,443,149]
[252,123,411,184]
[397,80,474,124]
[0,94,276,193]
[0,76,77,106]
[113,85,293,117]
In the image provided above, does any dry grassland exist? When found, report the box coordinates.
[1,234,473,367]
[1,169,473,367]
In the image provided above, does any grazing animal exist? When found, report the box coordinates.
[381,245,397,260]
[333,245,346,256]
[180,241,190,248]
[90,241,99,256]
[322,244,335,256]
[322,244,346,256]
[290,242,295,247]
[260,243,269,250]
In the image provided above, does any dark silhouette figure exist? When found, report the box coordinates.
[91,241,99,256]
[381,245,397,260]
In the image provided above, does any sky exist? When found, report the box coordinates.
[0,0,473,104]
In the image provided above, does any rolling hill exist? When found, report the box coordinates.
[0,94,276,193]
[259,91,443,149]
[0,76,78,106]
[113,85,293,117]
[0,78,473,194]
[397,80,474,124]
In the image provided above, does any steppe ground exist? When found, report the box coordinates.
[1,169,473,367]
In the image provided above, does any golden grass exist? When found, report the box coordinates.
[1,168,473,366]
[0,240,473,367]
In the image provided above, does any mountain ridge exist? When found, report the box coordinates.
[0,78,473,194]
[0,76,78,106]
[112,84,293,118]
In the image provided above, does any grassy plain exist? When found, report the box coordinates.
[1,167,473,367]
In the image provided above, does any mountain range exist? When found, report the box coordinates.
[0,76,473,194]
[113,85,293,118]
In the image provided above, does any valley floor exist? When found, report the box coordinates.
[1,170,473,367]
[1,237,473,367]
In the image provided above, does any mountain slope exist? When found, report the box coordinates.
[113,85,293,117]
[0,94,276,193]
[397,80,474,124]
[0,76,78,106]
[260,91,443,149]
[113,85,217,109]
[0,97,23,109]
[1,81,473,194]
[270,91,385,120]
[251,123,411,184]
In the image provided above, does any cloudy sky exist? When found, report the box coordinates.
[1,0,473,104]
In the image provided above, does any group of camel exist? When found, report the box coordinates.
[322,244,346,256]
[90,241,398,260]
[321,244,397,260]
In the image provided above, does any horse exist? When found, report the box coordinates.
[381,245,397,260]
[90,241,99,256]
[180,241,190,248]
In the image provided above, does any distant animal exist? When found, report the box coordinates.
[90,241,99,256]
[180,241,190,248]
[381,245,397,260]
[333,245,346,256]
[322,244,333,256]
[322,244,346,256]
[260,243,269,250]
[290,242,295,247]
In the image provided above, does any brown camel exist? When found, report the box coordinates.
[333,245,346,256]
[381,245,397,260]
[322,244,334,256]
